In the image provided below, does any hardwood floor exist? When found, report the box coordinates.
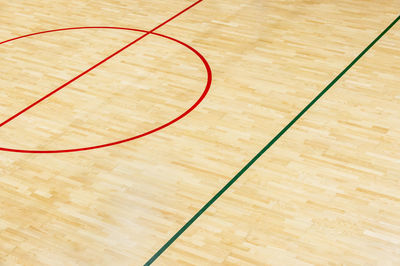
[0,1,399,265]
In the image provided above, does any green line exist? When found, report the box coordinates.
[144,14,400,265]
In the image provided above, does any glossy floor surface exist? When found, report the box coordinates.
[0,1,399,265]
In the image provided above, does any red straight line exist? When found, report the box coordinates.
[0,0,203,128]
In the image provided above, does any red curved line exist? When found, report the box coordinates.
[0,27,212,153]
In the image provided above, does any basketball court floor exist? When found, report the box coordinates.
[0,0,399,265]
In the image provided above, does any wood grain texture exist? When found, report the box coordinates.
[156,13,400,266]
[0,0,399,265]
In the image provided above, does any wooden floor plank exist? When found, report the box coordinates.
[0,0,399,264]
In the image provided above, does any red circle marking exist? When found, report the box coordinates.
[0,27,212,153]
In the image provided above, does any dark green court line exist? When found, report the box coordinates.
[144,14,400,265]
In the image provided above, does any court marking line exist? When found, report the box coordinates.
[145,14,400,265]
[0,27,211,153]
[0,0,203,129]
